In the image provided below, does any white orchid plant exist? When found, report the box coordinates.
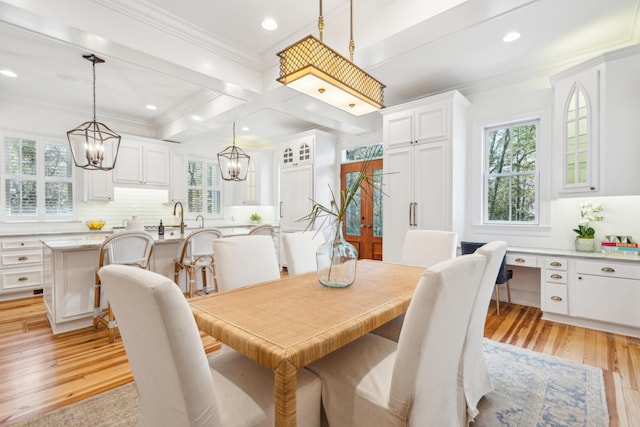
[573,200,604,238]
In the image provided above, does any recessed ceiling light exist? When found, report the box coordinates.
[0,69,18,78]
[503,32,521,43]
[145,104,157,110]
[241,126,250,131]
[261,18,278,31]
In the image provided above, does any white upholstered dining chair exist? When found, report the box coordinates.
[400,229,458,267]
[282,231,325,276]
[460,240,508,422]
[371,228,458,341]
[174,228,223,297]
[98,264,321,427]
[213,235,280,292]
[94,231,154,343]
[306,253,486,427]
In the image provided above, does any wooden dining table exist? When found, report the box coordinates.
[189,259,426,427]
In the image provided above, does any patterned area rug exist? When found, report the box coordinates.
[16,339,608,426]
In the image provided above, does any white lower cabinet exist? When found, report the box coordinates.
[573,260,640,328]
[0,237,44,300]
[541,257,568,315]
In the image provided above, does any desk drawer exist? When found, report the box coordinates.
[542,283,568,314]
[576,260,640,280]
[545,270,568,283]
[506,253,536,268]
[0,250,43,267]
[544,258,567,270]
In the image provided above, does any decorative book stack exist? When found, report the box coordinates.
[601,235,639,255]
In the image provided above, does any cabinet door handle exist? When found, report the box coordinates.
[550,274,562,279]
[601,267,615,273]
[279,202,283,219]
[18,276,28,282]
[550,261,562,267]
[413,202,418,227]
[18,256,28,261]
[550,296,563,301]
[515,258,525,263]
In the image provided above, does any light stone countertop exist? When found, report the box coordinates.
[507,246,640,263]
[40,225,271,250]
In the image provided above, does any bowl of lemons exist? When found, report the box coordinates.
[86,220,106,231]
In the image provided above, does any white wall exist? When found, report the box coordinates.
[463,74,640,251]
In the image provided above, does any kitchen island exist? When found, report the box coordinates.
[41,225,278,334]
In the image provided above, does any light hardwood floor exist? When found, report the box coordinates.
[0,296,638,426]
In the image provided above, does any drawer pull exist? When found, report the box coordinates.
[18,276,28,281]
[550,296,563,301]
[550,261,562,267]
[18,256,28,261]
[550,274,562,279]
[515,258,525,263]
[601,267,615,273]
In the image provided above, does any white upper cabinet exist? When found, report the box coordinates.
[551,45,640,197]
[113,137,170,187]
[168,147,187,203]
[280,135,314,168]
[383,101,450,149]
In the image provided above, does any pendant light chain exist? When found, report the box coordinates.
[349,0,355,62]
[92,59,97,122]
[318,0,324,42]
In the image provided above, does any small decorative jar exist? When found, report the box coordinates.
[316,221,358,288]
[575,237,595,252]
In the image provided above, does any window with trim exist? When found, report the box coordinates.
[187,159,222,217]
[484,120,538,224]
[3,136,74,219]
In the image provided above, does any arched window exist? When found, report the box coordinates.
[564,84,590,187]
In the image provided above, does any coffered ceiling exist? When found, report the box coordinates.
[0,0,638,148]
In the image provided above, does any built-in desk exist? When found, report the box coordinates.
[505,247,640,338]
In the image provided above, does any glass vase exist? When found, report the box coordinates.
[316,221,358,288]
[575,237,595,252]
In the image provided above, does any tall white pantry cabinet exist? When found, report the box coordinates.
[278,130,336,267]
[381,90,469,263]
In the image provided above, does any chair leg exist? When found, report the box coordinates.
[505,280,512,303]
[107,304,116,343]
[201,267,208,294]
[495,284,500,316]
[187,265,196,298]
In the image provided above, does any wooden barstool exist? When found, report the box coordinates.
[94,231,154,342]
[174,228,223,297]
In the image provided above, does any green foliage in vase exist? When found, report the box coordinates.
[300,147,381,232]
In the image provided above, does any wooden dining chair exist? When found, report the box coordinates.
[174,228,223,297]
[306,253,486,427]
[282,231,325,276]
[460,240,513,315]
[98,264,322,427]
[460,240,507,422]
[371,229,458,341]
[94,231,154,343]
[212,235,280,291]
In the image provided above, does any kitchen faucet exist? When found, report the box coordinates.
[195,215,204,228]
[173,201,185,235]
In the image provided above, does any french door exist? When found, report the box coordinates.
[341,159,383,260]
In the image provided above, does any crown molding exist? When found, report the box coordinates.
[90,0,262,71]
